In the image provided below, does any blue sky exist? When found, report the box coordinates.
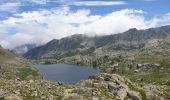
[0,0,170,49]
[0,0,170,20]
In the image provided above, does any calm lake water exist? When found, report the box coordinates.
[33,64,99,84]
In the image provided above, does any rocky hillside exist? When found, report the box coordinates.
[67,73,167,100]
[1,72,168,100]
[22,25,170,99]
[0,45,40,80]
[24,25,170,59]
[0,46,71,100]
[0,45,170,99]
[24,34,93,59]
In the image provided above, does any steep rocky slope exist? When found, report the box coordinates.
[24,25,170,59]
[24,34,94,59]
[0,45,42,80]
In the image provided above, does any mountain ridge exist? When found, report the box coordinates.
[24,25,170,59]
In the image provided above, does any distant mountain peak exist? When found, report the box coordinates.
[126,28,138,33]
[24,25,170,59]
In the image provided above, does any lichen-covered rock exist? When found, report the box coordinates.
[127,91,141,100]
[116,88,127,100]
[74,73,165,100]
[0,89,5,99]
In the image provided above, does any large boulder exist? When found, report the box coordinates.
[127,91,141,100]
[116,88,127,100]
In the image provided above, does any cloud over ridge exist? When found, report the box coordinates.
[0,7,170,49]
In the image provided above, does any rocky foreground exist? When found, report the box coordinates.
[0,45,170,100]
[63,73,167,100]
[0,73,169,100]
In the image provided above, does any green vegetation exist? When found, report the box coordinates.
[128,71,170,85]
[56,96,62,100]
[18,67,40,80]
[99,86,116,100]
[135,55,170,68]
[62,51,77,58]
[128,83,146,100]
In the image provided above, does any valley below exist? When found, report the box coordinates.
[1,25,170,100]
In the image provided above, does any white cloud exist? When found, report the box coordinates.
[0,33,6,40]
[0,7,170,49]
[69,1,126,6]
[148,13,170,27]
[0,2,21,12]
[74,9,148,35]
[27,0,50,4]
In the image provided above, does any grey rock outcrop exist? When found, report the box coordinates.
[62,73,166,100]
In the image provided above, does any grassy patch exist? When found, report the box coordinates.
[18,67,40,80]
[56,96,62,100]
[129,55,170,85]
[135,55,170,68]
[128,71,170,85]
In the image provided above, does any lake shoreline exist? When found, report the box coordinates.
[33,64,100,84]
